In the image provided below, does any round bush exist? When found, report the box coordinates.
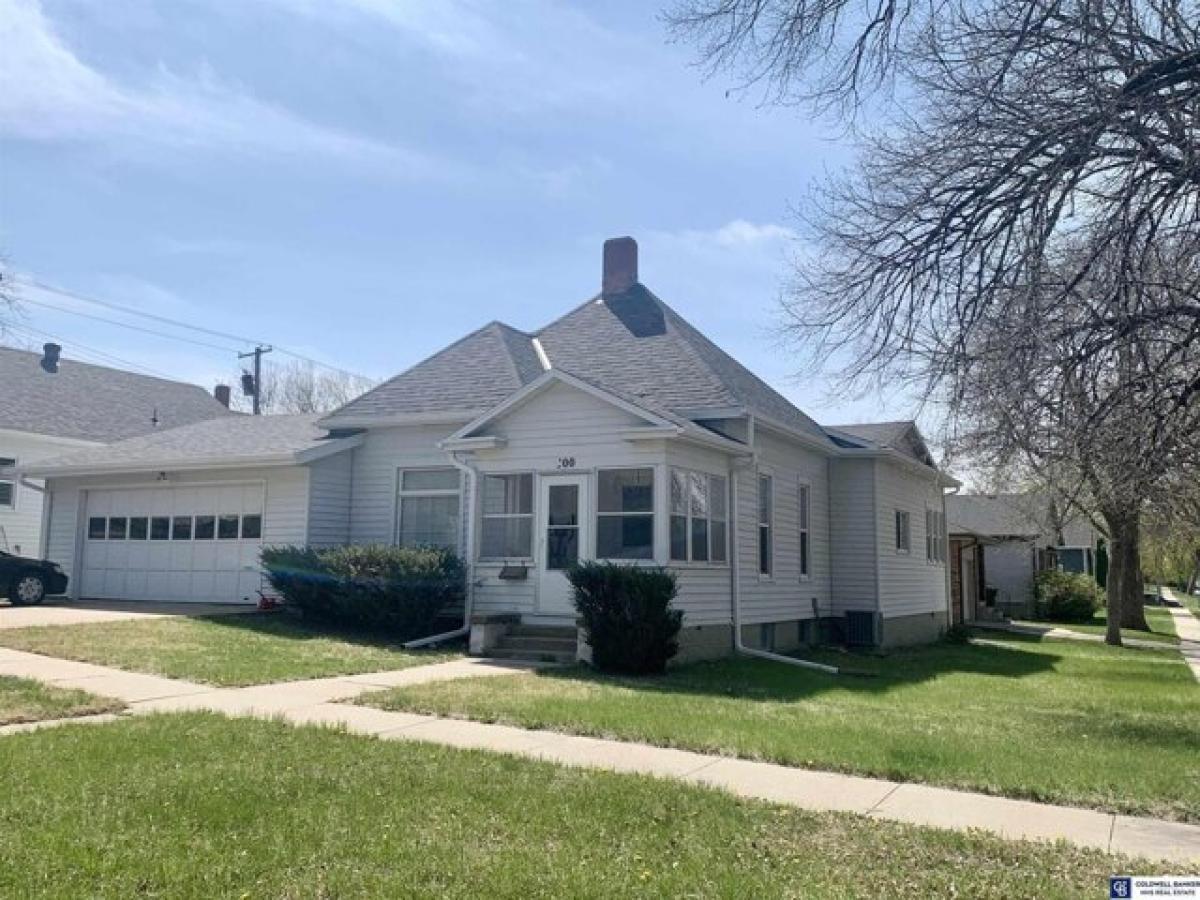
[1033,570,1103,623]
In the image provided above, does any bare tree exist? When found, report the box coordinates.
[0,261,19,337]
[231,360,376,415]
[669,0,1200,641]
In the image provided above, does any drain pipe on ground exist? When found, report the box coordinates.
[729,446,839,675]
[403,451,478,650]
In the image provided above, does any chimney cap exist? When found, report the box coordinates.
[602,236,638,295]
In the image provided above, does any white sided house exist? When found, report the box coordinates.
[28,239,958,659]
[0,346,229,562]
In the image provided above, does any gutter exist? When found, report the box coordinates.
[403,450,478,649]
[728,437,840,675]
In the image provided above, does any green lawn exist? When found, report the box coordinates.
[0,714,1154,898]
[358,634,1200,821]
[0,674,124,725]
[0,613,456,687]
[1016,605,1179,644]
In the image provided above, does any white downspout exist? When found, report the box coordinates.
[403,450,478,649]
[729,439,839,675]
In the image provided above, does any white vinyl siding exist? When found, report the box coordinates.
[828,457,878,613]
[0,430,102,559]
[875,460,947,619]
[307,450,353,547]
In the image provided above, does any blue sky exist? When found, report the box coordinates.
[0,0,908,424]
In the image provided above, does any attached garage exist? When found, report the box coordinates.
[25,415,361,604]
[80,483,266,603]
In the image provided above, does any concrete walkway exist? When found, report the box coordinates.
[975,619,1179,651]
[0,600,255,629]
[1163,588,1200,682]
[1,647,1197,865]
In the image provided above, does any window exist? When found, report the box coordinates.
[480,473,533,559]
[241,514,263,540]
[546,483,580,570]
[172,516,193,541]
[195,516,216,540]
[107,517,128,540]
[596,468,654,559]
[129,517,148,540]
[925,509,945,564]
[397,468,461,550]
[669,469,728,564]
[0,457,15,509]
[895,510,911,554]
[88,517,107,540]
[150,517,170,540]
[758,474,773,576]
[798,482,811,579]
[217,514,240,540]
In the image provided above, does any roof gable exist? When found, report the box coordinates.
[827,421,936,467]
[0,346,229,443]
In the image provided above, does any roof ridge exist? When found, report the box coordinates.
[0,344,213,394]
[486,322,528,388]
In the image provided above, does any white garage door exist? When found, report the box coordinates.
[81,483,265,603]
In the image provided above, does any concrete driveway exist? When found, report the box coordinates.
[0,599,256,629]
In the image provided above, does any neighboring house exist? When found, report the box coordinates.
[0,346,230,560]
[27,239,959,658]
[946,492,1102,620]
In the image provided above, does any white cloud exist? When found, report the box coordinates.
[645,219,798,258]
[0,0,462,179]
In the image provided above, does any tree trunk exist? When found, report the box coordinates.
[1186,547,1199,597]
[1113,513,1150,631]
[1104,523,1124,646]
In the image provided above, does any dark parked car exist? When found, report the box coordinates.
[0,551,69,605]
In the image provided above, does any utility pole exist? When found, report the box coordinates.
[238,345,273,415]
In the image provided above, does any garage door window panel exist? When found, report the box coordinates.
[218,515,240,540]
[241,514,262,539]
[129,517,148,540]
[107,517,128,540]
[88,517,107,540]
[194,516,216,540]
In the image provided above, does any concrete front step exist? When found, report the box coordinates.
[508,625,576,639]
[486,647,576,664]
[496,636,577,653]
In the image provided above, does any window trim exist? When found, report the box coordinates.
[594,466,656,562]
[0,456,17,511]
[668,467,729,567]
[895,509,911,555]
[394,466,462,551]
[757,471,774,579]
[798,479,811,581]
[478,471,535,562]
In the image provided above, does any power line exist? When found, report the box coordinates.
[17,275,371,380]
[20,296,242,356]
[4,321,176,379]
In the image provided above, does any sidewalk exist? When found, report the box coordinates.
[973,619,1179,651]
[1,646,1197,865]
[1163,588,1200,682]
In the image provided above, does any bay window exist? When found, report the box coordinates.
[397,468,461,550]
[480,473,533,559]
[669,468,728,564]
[596,468,654,559]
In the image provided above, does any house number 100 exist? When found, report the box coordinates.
[557,457,576,469]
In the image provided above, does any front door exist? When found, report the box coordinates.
[537,474,589,616]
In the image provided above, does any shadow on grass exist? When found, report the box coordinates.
[527,636,1059,704]
[190,610,465,654]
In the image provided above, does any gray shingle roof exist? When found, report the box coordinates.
[326,322,542,421]
[536,286,832,442]
[24,414,348,475]
[946,494,1046,538]
[0,346,229,443]
[825,421,935,466]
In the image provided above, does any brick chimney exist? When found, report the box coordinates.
[602,236,638,294]
[214,384,232,408]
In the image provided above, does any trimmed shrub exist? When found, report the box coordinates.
[569,562,682,675]
[260,544,464,640]
[1033,569,1103,623]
